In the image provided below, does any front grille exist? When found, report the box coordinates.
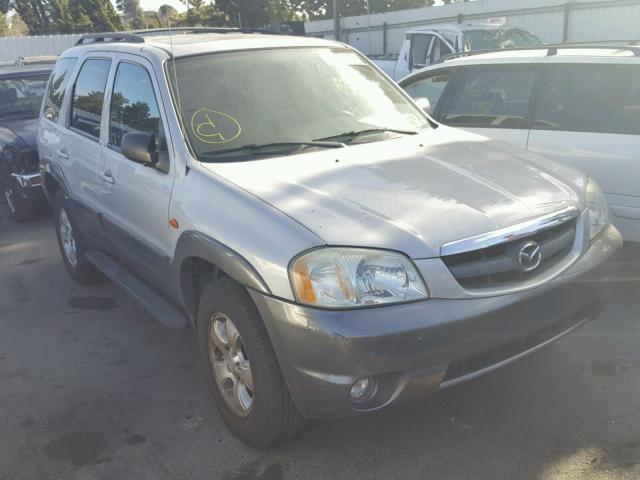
[442,218,577,290]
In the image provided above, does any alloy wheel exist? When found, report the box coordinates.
[208,312,254,417]
[4,186,16,214]
[58,209,78,267]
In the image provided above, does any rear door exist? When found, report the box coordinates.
[61,57,112,243]
[99,54,175,287]
[527,63,640,242]
[438,64,539,148]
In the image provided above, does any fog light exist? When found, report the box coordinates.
[350,377,374,402]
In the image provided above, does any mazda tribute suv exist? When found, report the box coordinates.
[38,30,621,447]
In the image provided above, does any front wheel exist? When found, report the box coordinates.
[197,277,306,447]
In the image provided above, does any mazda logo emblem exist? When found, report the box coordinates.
[518,241,542,272]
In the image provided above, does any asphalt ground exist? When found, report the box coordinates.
[1,202,639,480]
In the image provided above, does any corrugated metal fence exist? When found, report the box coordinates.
[0,34,82,63]
[305,0,640,56]
[1,1,639,62]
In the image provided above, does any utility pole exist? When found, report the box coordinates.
[333,0,340,41]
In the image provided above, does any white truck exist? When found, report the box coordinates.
[373,23,542,80]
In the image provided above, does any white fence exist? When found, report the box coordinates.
[305,0,640,56]
[0,34,82,62]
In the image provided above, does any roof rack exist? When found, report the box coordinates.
[130,27,275,36]
[75,33,145,46]
[439,43,640,62]
[75,28,279,47]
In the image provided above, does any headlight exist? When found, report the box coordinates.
[586,178,609,240]
[290,247,428,308]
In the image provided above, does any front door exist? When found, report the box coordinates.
[98,55,176,287]
[62,57,112,244]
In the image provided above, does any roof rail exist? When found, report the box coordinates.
[130,27,276,37]
[18,55,59,65]
[75,33,145,46]
[439,43,640,62]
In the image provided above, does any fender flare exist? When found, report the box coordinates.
[173,230,271,320]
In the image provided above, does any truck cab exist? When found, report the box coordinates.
[375,23,542,80]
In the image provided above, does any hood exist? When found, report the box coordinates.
[203,127,586,259]
[0,116,38,150]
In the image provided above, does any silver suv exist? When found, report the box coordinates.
[38,30,621,447]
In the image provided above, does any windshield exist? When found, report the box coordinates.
[168,47,429,161]
[463,29,542,51]
[0,74,49,117]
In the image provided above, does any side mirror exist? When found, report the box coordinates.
[414,97,432,115]
[121,132,157,166]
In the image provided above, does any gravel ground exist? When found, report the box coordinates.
[1,202,639,480]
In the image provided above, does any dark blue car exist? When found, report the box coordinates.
[0,63,52,221]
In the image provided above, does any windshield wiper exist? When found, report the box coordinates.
[314,128,418,143]
[200,141,345,159]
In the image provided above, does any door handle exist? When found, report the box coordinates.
[100,170,115,184]
[56,148,69,159]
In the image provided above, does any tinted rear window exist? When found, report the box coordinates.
[533,64,640,135]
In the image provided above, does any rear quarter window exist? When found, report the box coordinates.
[533,64,640,135]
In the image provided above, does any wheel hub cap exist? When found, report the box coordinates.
[208,312,254,416]
[59,209,78,267]
[4,187,15,214]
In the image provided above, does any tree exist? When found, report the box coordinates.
[116,0,144,29]
[216,0,292,28]
[158,4,178,26]
[0,11,8,36]
[287,0,427,20]
[4,0,122,35]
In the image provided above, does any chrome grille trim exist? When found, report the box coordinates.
[440,206,581,257]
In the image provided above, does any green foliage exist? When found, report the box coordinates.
[0,11,8,36]
[116,0,143,29]
[216,0,292,28]
[288,0,429,19]
[7,0,122,34]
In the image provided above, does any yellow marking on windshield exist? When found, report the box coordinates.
[190,108,241,144]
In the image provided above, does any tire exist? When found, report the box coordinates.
[197,277,306,447]
[3,176,33,222]
[52,192,103,284]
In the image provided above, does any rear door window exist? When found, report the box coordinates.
[442,66,537,129]
[43,57,77,122]
[69,59,111,139]
[533,64,640,135]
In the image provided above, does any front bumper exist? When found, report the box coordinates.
[250,224,621,419]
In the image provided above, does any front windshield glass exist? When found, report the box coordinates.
[0,74,49,117]
[463,29,542,51]
[169,47,429,161]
